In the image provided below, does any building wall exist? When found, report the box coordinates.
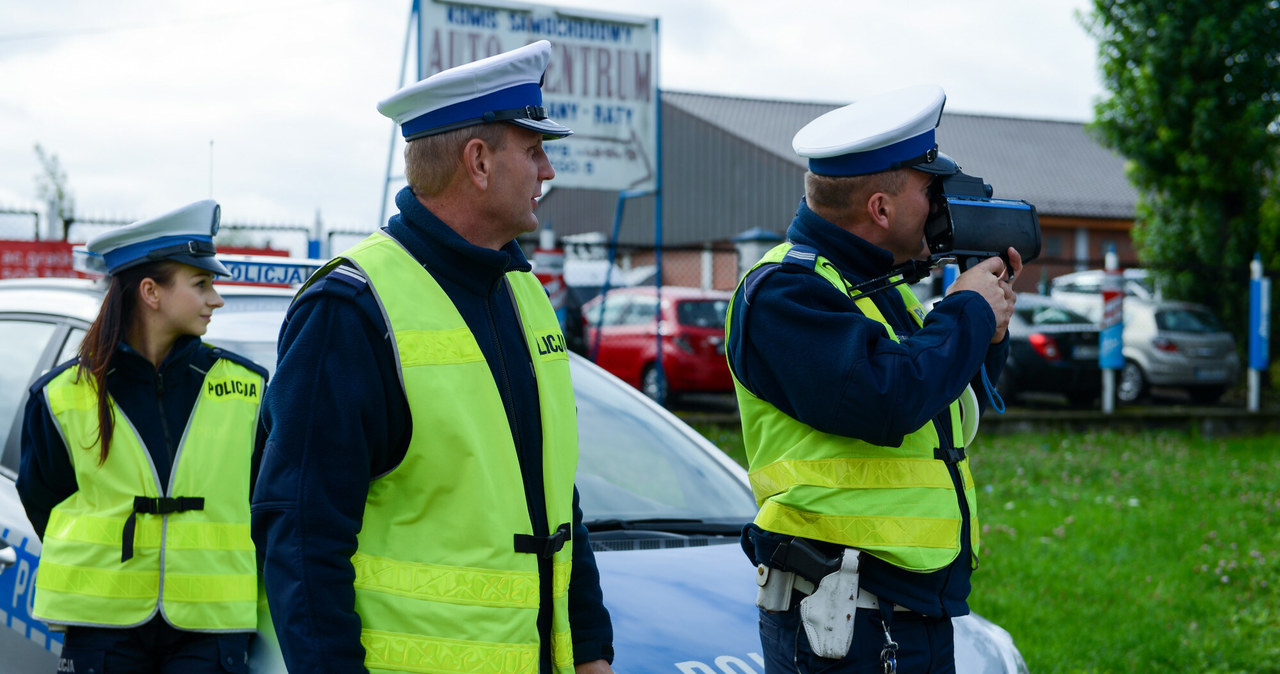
[626,247,741,290]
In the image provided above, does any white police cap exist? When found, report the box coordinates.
[86,200,230,277]
[378,40,572,142]
[793,84,956,177]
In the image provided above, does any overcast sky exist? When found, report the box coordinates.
[0,0,1104,249]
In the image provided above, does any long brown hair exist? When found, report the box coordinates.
[76,261,180,464]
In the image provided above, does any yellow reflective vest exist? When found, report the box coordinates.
[729,243,981,572]
[35,357,261,631]
[328,232,578,674]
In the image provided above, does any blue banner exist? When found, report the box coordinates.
[1100,322,1124,369]
[1250,276,1270,370]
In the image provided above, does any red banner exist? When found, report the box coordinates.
[0,240,288,279]
[0,241,78,279]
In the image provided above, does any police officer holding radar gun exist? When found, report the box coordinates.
[18,201,267,673]
[727,85,1029,673]
[251,41,615,674]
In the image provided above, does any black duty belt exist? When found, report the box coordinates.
[768,537,844,586]
[121,496,205,563]
[514,522,572,559]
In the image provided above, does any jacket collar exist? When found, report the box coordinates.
[386,186,531,295]
[112,334,202,379]
[786,199,896,282]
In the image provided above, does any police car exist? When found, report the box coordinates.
[0,257,1028,673]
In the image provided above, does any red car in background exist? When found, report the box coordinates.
[581,286,733,403]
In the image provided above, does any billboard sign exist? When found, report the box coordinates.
[419,0,659,192]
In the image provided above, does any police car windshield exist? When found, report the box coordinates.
[570,359,757,529]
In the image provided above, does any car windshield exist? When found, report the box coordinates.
[571,357,756,524]
[676,299,729,329]
[214,293,757,527]
[1155,306,1224,333]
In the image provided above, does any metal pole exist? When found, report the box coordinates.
[379,0,419,230]
[1100,246,1121,413]
[652,80,665,406]
[592,189,650,362]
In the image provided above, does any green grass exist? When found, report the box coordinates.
[691,423,1280,673]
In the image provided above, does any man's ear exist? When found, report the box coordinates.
[866,192,893,231]
[461,137,492,190]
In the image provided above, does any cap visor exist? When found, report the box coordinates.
[172,254,232,277]
[511,117,573,139]
[911,152,959,176]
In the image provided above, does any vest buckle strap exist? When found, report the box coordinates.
[513,522,572,559]
[121,496,207,563]
[935,444,964,464]
[132,496,206,515]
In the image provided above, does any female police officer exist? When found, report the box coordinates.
[17,200,266,673]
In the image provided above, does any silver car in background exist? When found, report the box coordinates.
[1117,299,1240,404]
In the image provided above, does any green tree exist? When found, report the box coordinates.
[33,143,75,241]
[1082,0,1280,342]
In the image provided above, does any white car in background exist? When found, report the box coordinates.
[1048,268,1157,323]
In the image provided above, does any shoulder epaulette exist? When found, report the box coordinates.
[325,261,368,289]
[780,244,820,270]
[205,346,270,380]
[31,358,80,393]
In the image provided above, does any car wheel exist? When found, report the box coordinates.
[641,364,669,405]
[1117,360,1147,404]
[1188,386,1226,405]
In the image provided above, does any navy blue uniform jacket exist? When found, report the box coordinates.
[251,187,613,673]
[18,336,268,542]
[728,200,1009,618]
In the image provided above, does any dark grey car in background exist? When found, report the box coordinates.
[996,294,1101,407]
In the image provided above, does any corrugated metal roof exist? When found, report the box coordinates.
[663,90,1138,220]
[533,90,1137,247]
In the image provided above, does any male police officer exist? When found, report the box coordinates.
[252,41,614,674]
[726,85,1020,672]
